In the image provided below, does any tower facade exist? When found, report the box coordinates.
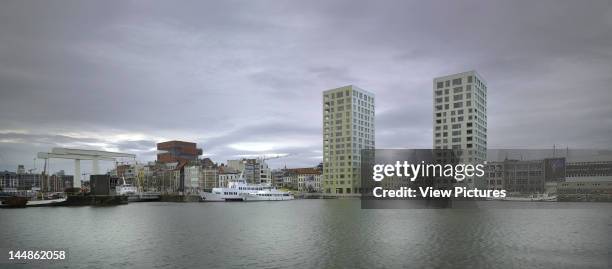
[323,85,375,195]
[433,71,487,187]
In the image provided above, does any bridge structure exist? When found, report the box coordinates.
[37,148,136,189]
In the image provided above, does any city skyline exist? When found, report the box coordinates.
[1,1,612,174]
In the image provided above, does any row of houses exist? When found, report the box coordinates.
[110,160,322,194]
[274,168,322,192]
[111,140,323,193]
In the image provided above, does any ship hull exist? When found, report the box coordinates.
[199,191,293,202]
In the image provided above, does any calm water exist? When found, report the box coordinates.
[1,200,611,268]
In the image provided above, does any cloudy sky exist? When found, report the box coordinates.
[1,0,611,174]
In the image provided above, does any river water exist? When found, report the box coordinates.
[1,200,611,268]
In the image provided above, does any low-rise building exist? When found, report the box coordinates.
[284,168,322,192]
[1,169,73,195]
[201,168,218,191]
[484,162,505,191]
[218,165,240,187]
[271,169,286,188]
[226,158,270,184]
[484,159,545,193]
[566,161,612,179]
[484,158,565,193]
[558,178,612,202]
[1,170,42,191]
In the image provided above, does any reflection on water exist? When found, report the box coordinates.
[1,200,611,268]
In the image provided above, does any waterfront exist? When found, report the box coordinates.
[1,200,611,268]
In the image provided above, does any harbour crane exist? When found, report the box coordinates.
[37,148,136,189]
[259,153,294,162]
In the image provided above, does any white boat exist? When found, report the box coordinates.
[200,176,293,202]
[27,197,67,206]
[116,177,160,202]
[117,184,138,196]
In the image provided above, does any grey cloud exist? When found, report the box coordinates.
[0,132,158,172]
[0,132,99,146]
[114,140,157,152]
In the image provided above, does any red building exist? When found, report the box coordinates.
[157,140,202,163]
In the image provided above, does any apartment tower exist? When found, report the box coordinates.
[323,85,375,195]
[433,71,487,187]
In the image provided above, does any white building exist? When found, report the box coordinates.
[218,172,240,187]
[227,160,245,172]
[298,172,322,193]
[184,165,202,193]
[282,168,322,192]
[259,161,272,185]
[433,71,487,187]
[323,85,375,195]
[200,168,218,190]
[226,158,270,184]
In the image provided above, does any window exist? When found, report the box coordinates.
[468,76,473,83]
[436,82,444,89]
[454,94,463,101]
[453,102,463,108]
[452,78,462,85]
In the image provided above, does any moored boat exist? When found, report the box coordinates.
[0,196,28,208]
[200,174,293,202]
[116,177,161,202]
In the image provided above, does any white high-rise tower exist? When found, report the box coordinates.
[433,71,487,187]
[323,85,375,195]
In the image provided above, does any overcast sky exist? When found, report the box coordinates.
[1,0,611,174]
